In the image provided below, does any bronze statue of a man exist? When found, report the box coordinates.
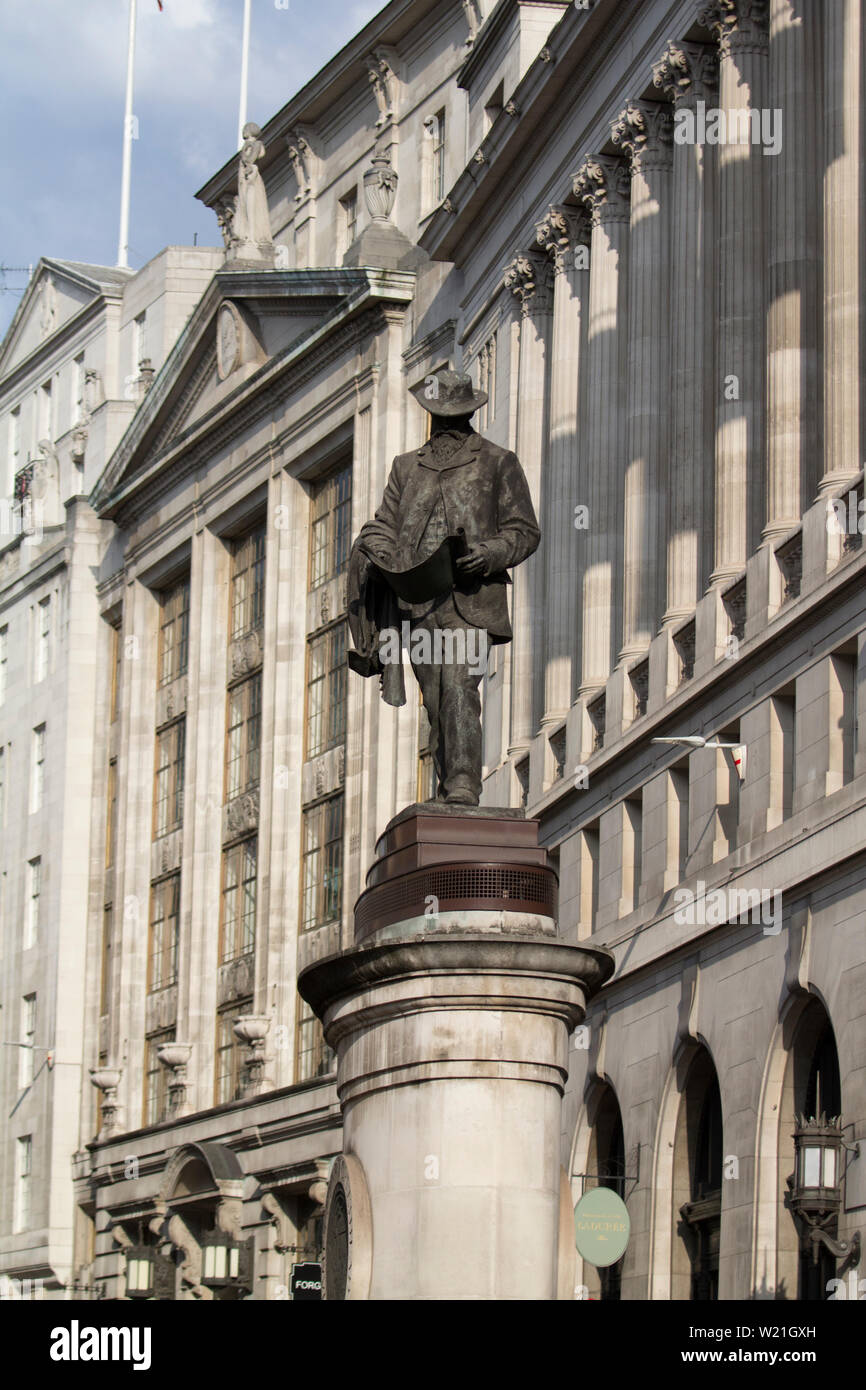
[348,369,540,807]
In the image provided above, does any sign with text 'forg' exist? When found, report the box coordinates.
[573,1187,630,1268]
[291,1263,323,1301]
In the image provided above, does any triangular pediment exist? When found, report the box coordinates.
[91,268,379,516]
[0,258,131,378]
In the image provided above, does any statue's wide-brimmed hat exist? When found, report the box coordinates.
[411,368,488,417]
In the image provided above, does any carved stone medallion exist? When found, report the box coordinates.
[216,303,242,381]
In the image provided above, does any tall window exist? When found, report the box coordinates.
[226,676,261,801]
[0,745,5,828]
[477,334,496,430]
[35,597,50,683]
[431,108,446,202]
[158,580,190,686]
[100,904,113,1015]
[8,406,20,491]
[133,312,147,371]
[143,1029,174,1127]
[19,994,36,1089]
[25,858,40,949]
[154,721,185,837]
[309,467,352,589]
[230,527,266,640]
[340,188,358,252]
[105,759,118,868]
[31,725,45,814]
[0,626,6,706]
[301,797,343,933]
[296,997,335,1083]
[14,1136,32,1232]
[306,624,347,760]
[215,1000,252,1105]
[220,838,257,963]
[109,622,122,722]
[72,355,85,429]
[39,381,52,439]
[148,876,180,993]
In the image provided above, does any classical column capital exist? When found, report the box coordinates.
[572,154,631,226]
[535,205,590,274]
[699,0,769,57]
[504,250,554,315]
[610,101,674,173]
[652,40,719,107]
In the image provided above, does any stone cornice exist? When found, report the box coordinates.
[420,0,620,263]
[652,40,719,107]
[91,269,414,523]
[456,0,573,91]
[572,155,631,226]
[610,101,674,175]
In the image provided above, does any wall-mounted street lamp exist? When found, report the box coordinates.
[199,1230,252,1294]
[125,1245,157,1300]
[789,1115,861,1267]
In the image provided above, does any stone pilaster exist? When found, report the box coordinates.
[504,251,552,751]
[764,0,823,538]
[535,206,591,724]
[572,154,631,693]
[821,0,864,492]
[611,101,674,660]
[653,40,719,623]
[184,528,230,1112]
[700,0,770,583]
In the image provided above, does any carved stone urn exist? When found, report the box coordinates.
[363,154,398,222]
[233,1015,271,1096]
[89,1066,123,1135]
[157,1043,193,1116]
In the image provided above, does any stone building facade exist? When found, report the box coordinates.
[3,0,864,1301]
[0,247,223,1297]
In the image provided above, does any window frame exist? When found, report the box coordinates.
[300,794,344,934]
[153,718,186,839]
[147,874,181,994]
[219,836,258,965]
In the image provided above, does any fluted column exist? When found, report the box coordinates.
[701,0,770,583]
[572,155,630,693]
[653,40,719,623]
[535,206,591,724]
[611,101,674,659]
[504,252,552,750]
[821,0,864,492]
[763,0,823,536]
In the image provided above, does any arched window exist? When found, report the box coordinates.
[582,1085,627,1301]
[675,1051,723,1301]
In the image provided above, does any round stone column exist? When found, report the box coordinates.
[299,807,613,1301]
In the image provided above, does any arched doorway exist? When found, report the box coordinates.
[582,1084,627,1300]
[672,1049,723,1301]
[782,1004,843,1301]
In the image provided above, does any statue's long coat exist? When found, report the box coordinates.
[354,430,540,637]
[348,430,540,707]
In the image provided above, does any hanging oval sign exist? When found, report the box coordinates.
[573,1187,630,1268]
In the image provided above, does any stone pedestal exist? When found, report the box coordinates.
[299,806,613,1301]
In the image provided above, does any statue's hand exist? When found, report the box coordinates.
[455,543,490,578]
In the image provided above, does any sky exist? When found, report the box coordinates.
[0,0,384,337]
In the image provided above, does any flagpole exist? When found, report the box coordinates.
[237,0,252,149]
[117,0,138,268]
